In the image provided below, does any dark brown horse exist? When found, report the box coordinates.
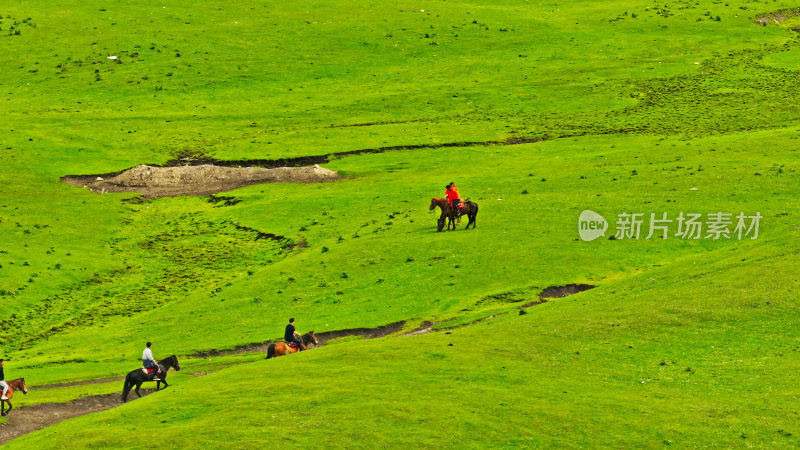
[121,355,181,403]
[266,331,318,359]
[1,378,28,416]
[429,197,478,231]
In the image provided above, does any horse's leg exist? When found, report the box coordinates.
[1,400,5,416]
[135,382,143,398]
[156,380,161,391]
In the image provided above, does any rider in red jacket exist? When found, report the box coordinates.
[445,182,463,223]
[445,183,460,207]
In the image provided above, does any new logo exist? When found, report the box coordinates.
[578,210,608,241]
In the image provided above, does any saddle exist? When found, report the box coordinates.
[141,367,159,376]
[286,342,301,349]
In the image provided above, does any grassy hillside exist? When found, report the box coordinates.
[1,0,799,447]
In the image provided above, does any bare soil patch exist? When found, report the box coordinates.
[61,164,341,198]
[755,7,800,26]
[539,283,596,299]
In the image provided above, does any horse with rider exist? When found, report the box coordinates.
[430,182,479,231]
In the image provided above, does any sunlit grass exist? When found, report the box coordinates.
[1,0,799,446]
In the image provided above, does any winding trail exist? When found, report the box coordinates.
[0,286,591,444]
[0,321,416,445]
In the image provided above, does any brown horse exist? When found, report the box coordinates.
[266,331,318,359]
[429,197,478,231]
[1,378,28,416]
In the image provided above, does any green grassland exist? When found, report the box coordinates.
[1,0,800,447]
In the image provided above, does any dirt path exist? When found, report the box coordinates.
[0,322,413,444]
[0,389,156,445]
[0,292,581,444]
[189,320,407,357]
[36,376,123,390]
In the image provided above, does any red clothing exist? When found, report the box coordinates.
[445,187,460,202]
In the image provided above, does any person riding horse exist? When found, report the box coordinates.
[284,318,305,351]
[143,342,162,380]
[445,182,463,224]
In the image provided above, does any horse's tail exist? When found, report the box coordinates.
[266,343,276,359]
[121,373,133,402]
